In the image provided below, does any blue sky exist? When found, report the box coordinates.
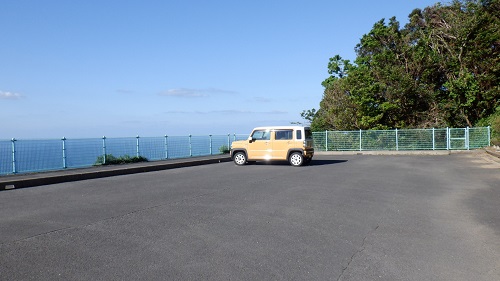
[1,0,440,139]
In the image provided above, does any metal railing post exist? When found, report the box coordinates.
[165,135,168,159]
[11,138,17,174]
[395,128,399,151]
[102,136,107,164]
[62,137,67,169]
[136,135,140,157]
[227,134,230,149]
[487,126,491,146]
[189,135,192,157]
[466,127,470,150]
[209,135,213,155]
[432,128,435,150]
[359,129,362,151]
[446,128,450,150]
[325,130,328,152]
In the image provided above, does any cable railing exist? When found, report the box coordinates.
[0,134,248,175]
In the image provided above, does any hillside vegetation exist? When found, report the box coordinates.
[309,0,499,143]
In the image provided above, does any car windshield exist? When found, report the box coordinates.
[251,129,271,140]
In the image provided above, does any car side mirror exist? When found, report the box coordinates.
[248,136,255,143]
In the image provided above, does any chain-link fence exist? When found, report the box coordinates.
[313,127,490,151]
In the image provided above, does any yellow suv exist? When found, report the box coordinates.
[230,126,314,167]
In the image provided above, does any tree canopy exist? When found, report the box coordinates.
[309,0,500,133]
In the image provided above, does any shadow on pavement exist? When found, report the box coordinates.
[309,159,348,166]
[250,159,348,167]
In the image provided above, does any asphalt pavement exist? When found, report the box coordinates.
[0,154,232,191]
[0,151,499,280]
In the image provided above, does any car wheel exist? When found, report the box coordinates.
[233,152,247,166]
[289,152,304,167]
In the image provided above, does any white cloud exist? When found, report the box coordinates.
[159,88,237,98]
[0,91,23,100]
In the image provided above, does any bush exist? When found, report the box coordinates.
[477,107,500,146]
[219,145,230,154]
[94,154,148,166]
[491,115,500,146]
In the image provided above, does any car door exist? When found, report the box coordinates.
[247,129,272,160]
[271,129,294,160]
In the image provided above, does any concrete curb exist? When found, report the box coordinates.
[485,148,500,159]
[0,156,232,191]
[315,150,453,156]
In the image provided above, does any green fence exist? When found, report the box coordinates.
[313,127,491,151]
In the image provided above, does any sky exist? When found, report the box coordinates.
[1,0,441,139]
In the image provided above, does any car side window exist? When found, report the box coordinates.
[296,130,302,140]
[275,130,293,140]
[251,130,270,140]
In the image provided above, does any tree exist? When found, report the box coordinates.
[307,0,500,131]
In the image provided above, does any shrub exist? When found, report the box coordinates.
[491,115,500,146]
[477,107,500,146]
[219,145,230,154]
[94,154,148,166]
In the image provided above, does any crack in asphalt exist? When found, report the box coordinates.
[337,224,380,281]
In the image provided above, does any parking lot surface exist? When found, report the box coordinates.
[1,152,499,280]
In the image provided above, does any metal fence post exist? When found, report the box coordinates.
[446,127,450,150]
[227,134,230,149]
[165,135,168,159]
[325,130,328,152]
[209,135,213,155]
[359,129,362,151]
[62,137,67,169]
[102,136,107,164]
[189,135,192,157]
[11,138,17,174]
[395,128,399,151]
[488,126,491,146]
[136,135,140,157]
[466,127,469,150]
[432,128,435,150]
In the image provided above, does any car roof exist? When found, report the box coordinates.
[252,126,310,130]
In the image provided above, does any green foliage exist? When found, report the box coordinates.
[94,154,148,166]
[477,106,500,145]
[308,0,500,131]
[219,145,230,154]
[492,115,500,146]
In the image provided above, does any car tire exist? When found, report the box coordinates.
[289,152,304,167]
[233,152,247,166]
